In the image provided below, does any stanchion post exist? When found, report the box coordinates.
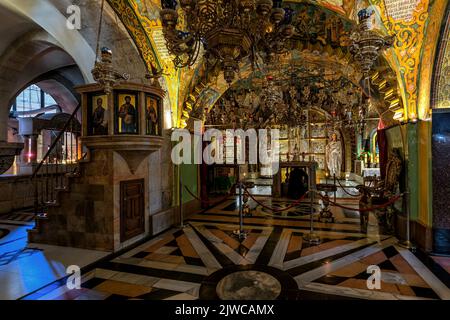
[239,182,244,234]
[233,181,247,240]
[303,189,321,244]
[333,174,337,203]
[399,189,415,250]
[178,164,188,229]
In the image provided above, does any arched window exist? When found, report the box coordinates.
[10,84,58,117]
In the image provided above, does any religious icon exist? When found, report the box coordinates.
[326,132,342,178]
[146,95,160,136]
[91,94,108,135]
[292,144,300,161]
[116,93,138,134]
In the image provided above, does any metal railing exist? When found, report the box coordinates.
[31,103,82,216]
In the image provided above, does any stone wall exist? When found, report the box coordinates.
[29,148,149,251]
[28,135,185,252]
[63,0,149,83]
[148,132,191,235]
[149,132,174,215]
[29,149,115,250]
[0,175,35,214]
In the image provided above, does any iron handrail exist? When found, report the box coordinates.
[31,103,82,180]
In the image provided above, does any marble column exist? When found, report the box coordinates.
[432,109,450,254]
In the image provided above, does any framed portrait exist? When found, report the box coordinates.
[88,92,108,136]
[115,92,139,134]
[145,94,162,136]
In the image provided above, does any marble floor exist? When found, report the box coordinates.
[0,211,109,300]
[240,179,361,198]
[16,196,450,301]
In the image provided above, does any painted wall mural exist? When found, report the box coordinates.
[108,0,448,127]
[107,0,184,127]
[289,0,355,17]
[369,0,430,120]
[107,0,160,72]
[316,0,345,14]
[433,7,450,109]
[383,0,421,21]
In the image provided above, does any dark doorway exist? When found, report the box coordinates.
[120,179,145,242]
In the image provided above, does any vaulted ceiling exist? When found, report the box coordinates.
[70,0,448,128]
[0,0,446,131]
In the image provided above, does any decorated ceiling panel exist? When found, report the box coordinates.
[107,0,449,127]
[432,3,450,109]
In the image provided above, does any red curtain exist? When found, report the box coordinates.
[377,128,388,179]
[200,140,209,208]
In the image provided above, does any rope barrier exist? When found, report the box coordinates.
[185,181,401,214]
[317,192,403,212]
[335,179,361,197]
[183,184,236,207]
[244,188,310,213]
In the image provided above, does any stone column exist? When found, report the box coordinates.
[21,135,38,164]
[0,102,8,142]
[432,110,450,254]
[0,102,23,174]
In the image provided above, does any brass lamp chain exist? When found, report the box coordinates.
[95,0,106,63]
[381,0,394,35]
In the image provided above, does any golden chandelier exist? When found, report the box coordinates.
[160,0,295,83]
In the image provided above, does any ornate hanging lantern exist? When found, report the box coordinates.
[160,0,295,84]
[349,8,393,133]
[91,0,129,94]
[92,48,130,94]
[349,8,394,76]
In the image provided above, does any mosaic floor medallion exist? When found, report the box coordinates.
[216,270,282,300]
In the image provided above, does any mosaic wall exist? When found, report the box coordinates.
[432,110,450,253]
[432,7,450,109]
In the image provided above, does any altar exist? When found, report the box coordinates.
[362,167,381,178]
[273,161,317,198]
[207,163,238,194]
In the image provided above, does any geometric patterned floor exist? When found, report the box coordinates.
[0,228,9,240]
[20,197,450,300]
[0,211,35,225]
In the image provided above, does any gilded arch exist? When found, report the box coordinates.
[431,2,450,109]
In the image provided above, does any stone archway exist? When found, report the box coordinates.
[0,0,95,82]
[0,31,82,141]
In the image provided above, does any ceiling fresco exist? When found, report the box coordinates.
[106,0,449,127]
[432,6,450,109]
[369,0,430,119]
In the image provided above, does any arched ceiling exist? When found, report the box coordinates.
[0,0,150,142]
[107,0,448,127]
[430,0,450,110]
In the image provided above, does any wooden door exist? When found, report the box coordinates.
[120,179,145,242]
